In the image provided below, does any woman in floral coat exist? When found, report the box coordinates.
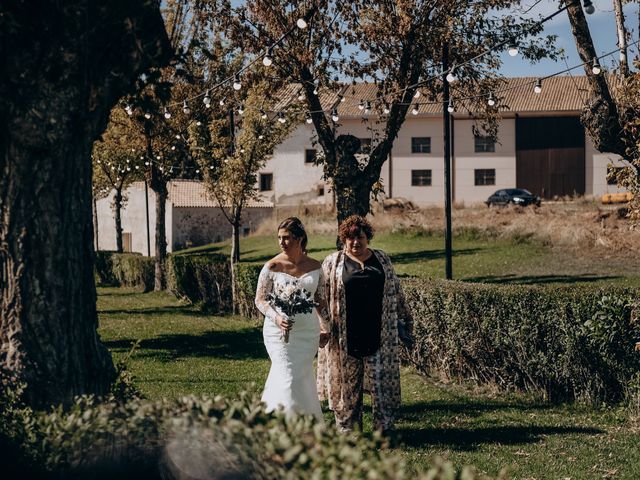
[316,215,414,433]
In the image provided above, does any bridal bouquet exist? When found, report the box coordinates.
[267,281,317,343]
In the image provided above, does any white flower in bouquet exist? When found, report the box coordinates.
[267,280,317,343]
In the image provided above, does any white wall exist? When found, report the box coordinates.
[585,134,626,196]
[96,183,171,255]
[258,124,328,206]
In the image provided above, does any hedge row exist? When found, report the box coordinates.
[403,279,640,404]
[95,251,155,292]
[0,373,497,480]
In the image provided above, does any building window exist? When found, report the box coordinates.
[411,137,431,153]
[607,165,624,185]
[318,186,325,197]
[474,135,496,153]
[259,173,273,191]
[474,169,496,186]
[305,149,317,164]
[357,138,371,154]
[411,169,432,186]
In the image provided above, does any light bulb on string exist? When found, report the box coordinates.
[238,103,244,115]
[144,112,151,119]
[591,57,601,75]
[260,109,268,120]
[358,100,365,111]
[171,145,176,151]
[364,101,371,114]
[125,105,133,116]
[298,92,305,101]
[414,89,421,99]
[203,90,211,106]
[447,98,455,113]
[263,47,273,67]
[507,37,519,57]
[219,97,226,106]
[383,104,390,115]
[209,165,214,170]
[305,113,313,124]
[534,78,542,94]
[258,134,264,140]
[313,79,319,96]
[164,107,171,119]
[277,112,286,124]
[183,100,190,115]
[411,104,419,115]
[487,92,495,106]
[331,108,339,122]
[233,75,242,91]
[297,18,307,29]
[446,67,457,83]
[196,121,202,126]
[583,0,595,14]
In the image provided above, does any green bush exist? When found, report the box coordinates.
[95,251,155,292]
[0,385,500,479]
[166,253,231,314]
[403,279,640,404]
[235,262,263,319]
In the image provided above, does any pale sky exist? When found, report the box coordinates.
[499,0,639,77]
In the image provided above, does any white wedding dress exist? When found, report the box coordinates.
[255,266,323,421]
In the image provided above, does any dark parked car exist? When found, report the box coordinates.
[485,188,541,207]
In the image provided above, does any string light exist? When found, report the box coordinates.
[591,57,601,75]
[182,100,190,115]
[487,92,495,106]
[583,0,595,15]
[233,75,242,91]
[298,92,305,101]
[534,78,542,94]
[263,47,273,67]
[164,108,171,119]
[358,100,365,110]
[383,105,390,114]
[260,109,268,119]
[125,105,133,116]
[414,90,421,99]
[447,98,455,113]
[296,18,307,29]
[305,113,313,124]
[277,111,286,123]
[446,67,457,83]
[203,90,211,106]
[144,112,151,119]
[507,37,519,57]
[313,79,319,96]
[331,108,339,122]
[364,101,371,114]
[219,98,226,106]
[411,104,419,115]
[238,103,244,115]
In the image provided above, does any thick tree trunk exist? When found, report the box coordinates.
[114,188,124,253]
[0,0,170,407]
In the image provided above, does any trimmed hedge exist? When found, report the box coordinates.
[0,372,499,480]
[403,279,640,404]
[166,252,232,314]
[95,251,155,292]
[235,262,263,318]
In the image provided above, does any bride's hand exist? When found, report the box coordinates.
[276,314,293,333]
[319,331,330,348]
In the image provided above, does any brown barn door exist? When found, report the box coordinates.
[516,117,585,199]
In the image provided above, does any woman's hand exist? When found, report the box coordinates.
[319,331,330,348]
[275,314,294,335]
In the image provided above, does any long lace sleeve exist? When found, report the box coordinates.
[314,265,331,332]
[255,265,280,324]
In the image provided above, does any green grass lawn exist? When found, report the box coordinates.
[178,231,640,287]
[98,287,640,479]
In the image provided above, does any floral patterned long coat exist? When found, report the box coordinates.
[316,249,413,413]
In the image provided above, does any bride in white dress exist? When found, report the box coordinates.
[255,217,330,421]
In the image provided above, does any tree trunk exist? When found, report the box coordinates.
[612,0,629,76]
[230,210,242,314]
[565,0,626,156]
[153,179,168,291]
[0,0,170,407]
[93,194,99,251]
[114,188,124,253]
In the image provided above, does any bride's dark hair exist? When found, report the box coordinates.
[278,217,308,252]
